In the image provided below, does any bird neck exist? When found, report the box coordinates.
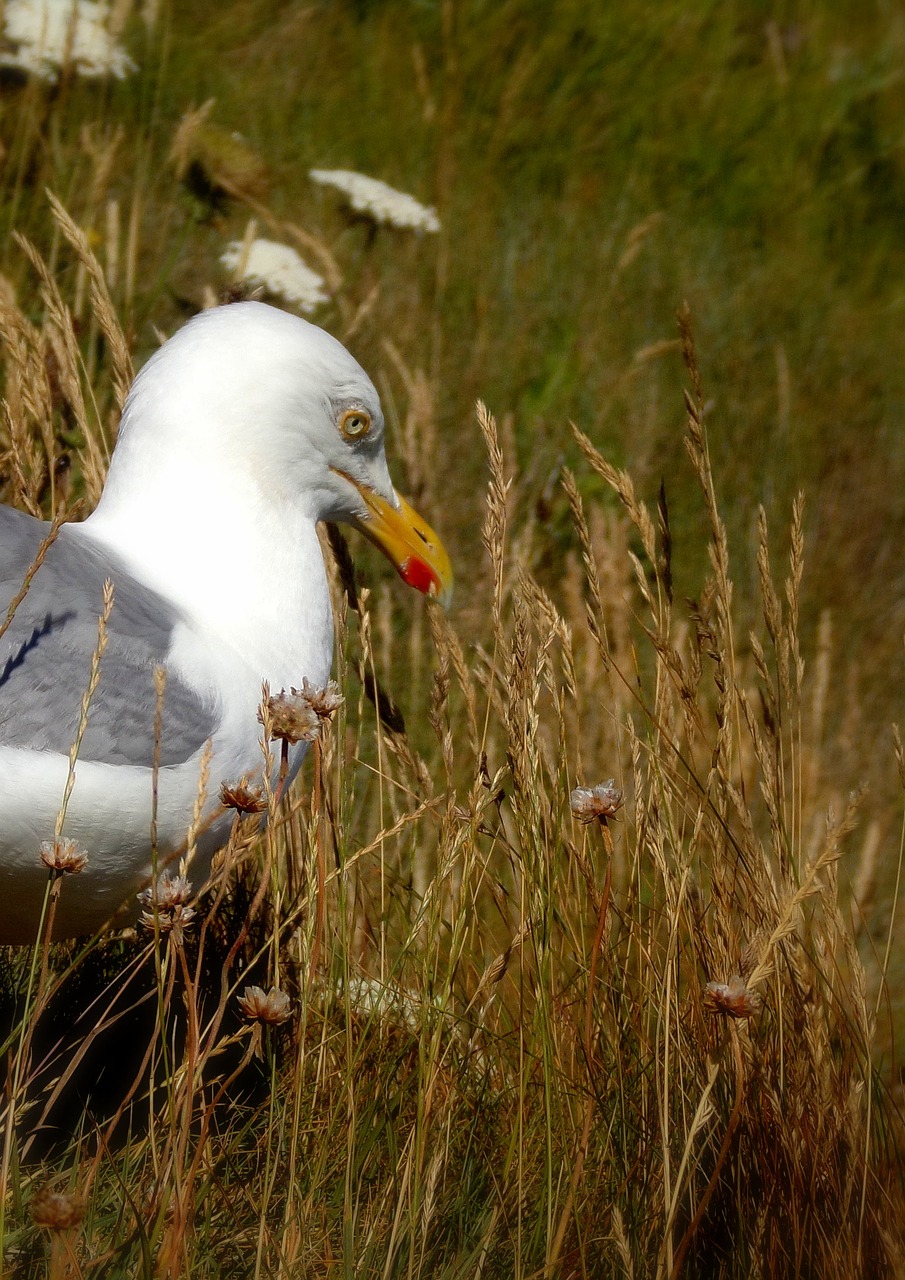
[85,462,334,692]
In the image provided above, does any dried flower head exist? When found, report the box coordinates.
[704,975,761,1020]
[570,780,624,824]
[40,837,88,875]
[139,901,196,942]
[1,0,137,83]
[309,169,441,233]
[220,239,327,312]
[259,688,321,745]
[137,872,192,912]
[170,99,270,201]
[138,872,196,942]
[30,1187,86,1231]
[220,777,267,814]
[298,677,344,721]
[238,985,292,1025]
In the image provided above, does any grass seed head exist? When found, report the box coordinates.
[40,836,89,874]
[169,99,270,200]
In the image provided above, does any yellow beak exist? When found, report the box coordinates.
[336,471,453,608]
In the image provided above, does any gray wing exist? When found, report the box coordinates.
[0,506,217,767]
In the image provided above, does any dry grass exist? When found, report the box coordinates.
[0,216,901,1278]
[0,4,901,1272]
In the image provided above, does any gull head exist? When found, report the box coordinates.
[98,301,452,606]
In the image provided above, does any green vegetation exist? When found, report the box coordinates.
[0,1,903,1275]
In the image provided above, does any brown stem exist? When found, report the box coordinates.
[164,938,201,1264]
[548,818,614,1273]
[48,1230,64,1279]
[37,874,63,1005]
[84,948,177,1193]
[584,826,614,1063]
[180,1026,261,1216]
[670,1022,746,1280]
[308,740,325,986]
[203,835,275,1065]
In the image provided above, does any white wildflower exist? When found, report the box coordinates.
[220,239,328,313]
[309,169,441,233]
[297,677,344,721]
[1,0,137,82]
[340,975,434,1032]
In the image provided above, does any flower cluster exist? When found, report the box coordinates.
[40,836,88,875]
[1,0,137,83]
[238,985,292,1025]
[220,239,327,313]
[137,872,195,943]
[309,169,441,233]
[570,780,624,824]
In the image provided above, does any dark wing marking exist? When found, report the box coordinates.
[0,506,217,767]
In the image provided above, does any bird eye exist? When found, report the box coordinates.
[340,408,371,440]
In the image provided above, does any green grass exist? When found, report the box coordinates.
[0,1,903,1275]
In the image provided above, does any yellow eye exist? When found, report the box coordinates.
[340,408,371,440]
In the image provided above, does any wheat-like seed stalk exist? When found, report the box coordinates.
[47,192,134,409]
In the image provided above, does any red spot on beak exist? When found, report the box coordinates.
[400,556,439,597]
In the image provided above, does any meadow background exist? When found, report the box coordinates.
[0,1,903,1276]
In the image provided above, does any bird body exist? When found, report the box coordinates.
[0,302,450,941]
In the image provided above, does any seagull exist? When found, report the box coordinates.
[0,301,451,942]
